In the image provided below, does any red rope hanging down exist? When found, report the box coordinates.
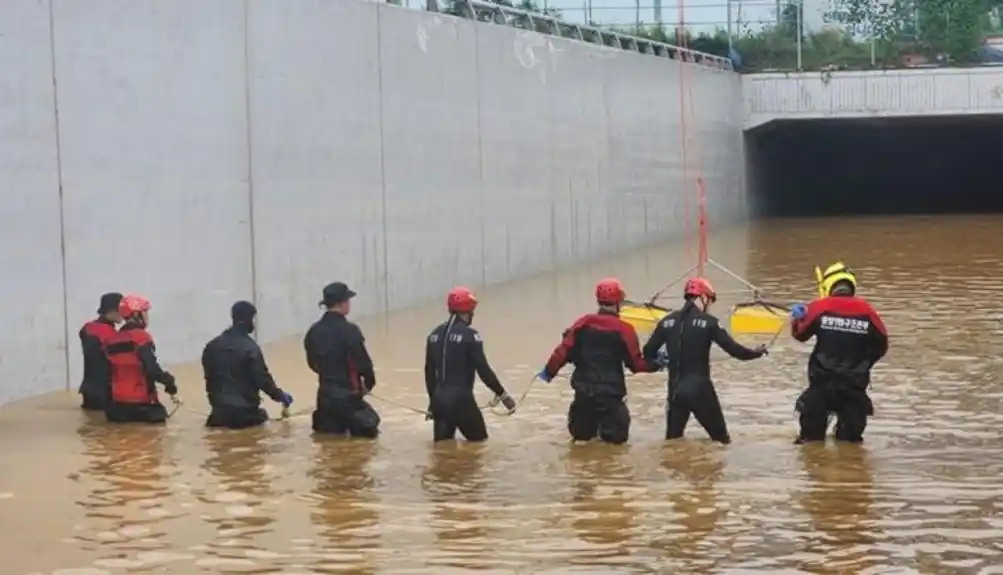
[697,175,708,276]
[675,0,709,278]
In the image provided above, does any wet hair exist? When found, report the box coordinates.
[679,298,700,318]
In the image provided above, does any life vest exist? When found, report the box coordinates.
[106,327,156,404]
[81,319,117,342]
[80,320,117,379]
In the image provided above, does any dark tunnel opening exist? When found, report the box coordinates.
[745,114,1003,217]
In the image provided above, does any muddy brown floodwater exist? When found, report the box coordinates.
[2,214,1002,575]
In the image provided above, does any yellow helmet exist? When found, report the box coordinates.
[818,262,857,296]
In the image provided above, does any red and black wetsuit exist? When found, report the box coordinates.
[791,294,888,443]
[543,309,654,444]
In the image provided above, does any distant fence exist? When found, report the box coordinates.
[420,0,734,69]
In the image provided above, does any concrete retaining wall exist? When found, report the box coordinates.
[0,0,745,403]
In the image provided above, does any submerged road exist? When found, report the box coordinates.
[1,214,1002,574]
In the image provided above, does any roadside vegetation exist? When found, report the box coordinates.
[450,0,1003,71]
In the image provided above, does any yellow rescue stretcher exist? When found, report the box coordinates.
[726,264,836,334]
[620,300,671,332]
[728,300,791,335]
[622,259,834,336]
[621,297,792,335]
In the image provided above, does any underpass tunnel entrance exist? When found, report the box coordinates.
[745,115,1003,217]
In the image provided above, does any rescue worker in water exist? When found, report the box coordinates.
[537,278,657,445]
[790,262,888,444]
[104,295,180,423]
[78,292,123,411]
[424,287,517,442]
[202,301,294,429]
[304,282,381,437]
[641,277,767,444]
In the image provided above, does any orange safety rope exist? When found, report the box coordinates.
[675,3,708,278]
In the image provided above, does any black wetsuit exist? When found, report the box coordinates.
[424,315,507,442]
[543,309,654,445]
[202,325,287,429]
[643,300,763,444]
[791,294,888,443]
[304,311,380,437]
[78,318,117,410]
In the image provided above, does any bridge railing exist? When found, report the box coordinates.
[429,0,734,70]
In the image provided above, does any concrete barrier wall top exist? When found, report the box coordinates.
[0,0,745,404]
[744,67,1003,128]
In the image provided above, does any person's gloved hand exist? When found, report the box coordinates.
[536,369,552,383]
[162,373,178,396]
[279,391,294,407]
[791,303,808,320]
[753,344,769,357]
[655,350,670,369]
[499,392,517,415]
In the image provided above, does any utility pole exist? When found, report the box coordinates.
[870,0,877,66]
[727,0,733,52]
[796,0,803,70]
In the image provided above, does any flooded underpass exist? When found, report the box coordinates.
[2,215,1003,574]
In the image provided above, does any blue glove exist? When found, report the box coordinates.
[537,369,552,383]
[791,303,808,320]
[279,391,294,407]
[655,350,670,369]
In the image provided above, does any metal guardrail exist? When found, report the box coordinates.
[440,0,734,70]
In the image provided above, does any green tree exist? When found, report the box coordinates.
[441,0,994,70]
[778,1,805,41]
[824,0,914,46]
[824,0,988,62]
[918,0,985,61]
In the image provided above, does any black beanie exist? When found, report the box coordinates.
[231,300,257,325]
[98,292,124,315]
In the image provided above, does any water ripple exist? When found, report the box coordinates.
[1,216,1001,573]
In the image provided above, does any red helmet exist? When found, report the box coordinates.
[447,286,478,313]
[119,294,152,318]
[595,277,625,305]
[683,277,717,302]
